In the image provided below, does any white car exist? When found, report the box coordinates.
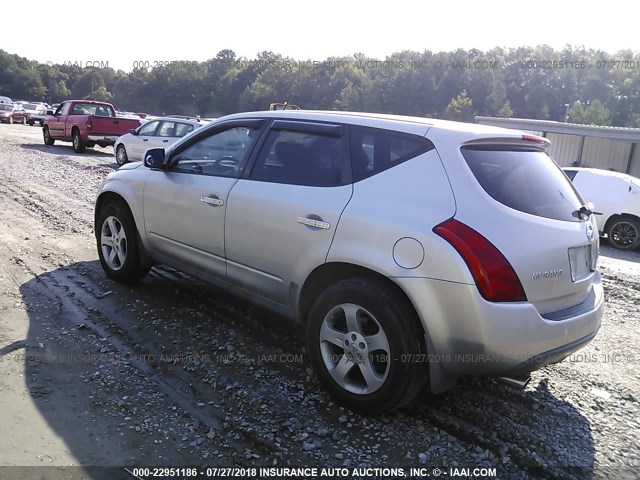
[564,167,640,250]
[114,117,207,165]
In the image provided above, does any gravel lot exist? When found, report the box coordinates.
[0,123,638,479]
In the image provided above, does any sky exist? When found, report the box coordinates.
[2,0,638,72]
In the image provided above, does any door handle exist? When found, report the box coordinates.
[143,138,148,142]
[201,195,224,206]
[162,139,169,143]
[297,216,330,230]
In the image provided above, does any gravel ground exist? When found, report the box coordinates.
[0,123,638,479]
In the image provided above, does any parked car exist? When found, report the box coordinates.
[94,111,603,414]
[114,117,208,165]
[0,95,12,104]
[43,100,141,153]
[563,167,640,250]
[25,103,49,126]
[28,111,48,126]
[0,103,29,124]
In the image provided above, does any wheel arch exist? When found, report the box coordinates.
[298,262,423,332]
[95,190,152,267]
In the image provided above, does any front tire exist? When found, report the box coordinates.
[96,201,150,283]
[8,116,13,125]
[116,144,129,165]
[607,217,640,250]
[307,277,428,415]
[43,127,55,145]
[72,129,86,153]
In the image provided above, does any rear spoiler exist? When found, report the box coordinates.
[462,134,550,151]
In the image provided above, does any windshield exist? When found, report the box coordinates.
[0,104,13,111]
[24,103,39,110]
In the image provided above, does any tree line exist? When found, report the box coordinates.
[1,46,639,127]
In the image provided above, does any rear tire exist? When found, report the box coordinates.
[116,144,129,165]
[96,201,150,283]
[306,277,428,415]
[43,127,55,145]
[607,217,640,250]
[72,129,86,153]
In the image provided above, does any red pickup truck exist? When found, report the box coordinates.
[43,100,141,153]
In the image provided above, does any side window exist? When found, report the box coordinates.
[172,126,260,178]
[157,121,177,137]
[350,126,434,181]
[138,121,160,136]
[564,169,578,181]
[175,123,195,137]
[251,129,347,187]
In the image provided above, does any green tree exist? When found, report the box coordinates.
[497,100,514,118]
[444,91,475,121]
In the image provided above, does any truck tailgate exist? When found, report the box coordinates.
[90,116,140,135]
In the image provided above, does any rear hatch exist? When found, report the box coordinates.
[443,135,599,315]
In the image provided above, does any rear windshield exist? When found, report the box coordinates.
[461,147,584,222]
[70,103,114,117]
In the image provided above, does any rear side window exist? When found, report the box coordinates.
[175,123,195,137]
[350,126,434,181]
[462,148,584,222]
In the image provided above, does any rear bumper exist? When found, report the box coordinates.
[87,134,119,144]
[395,271,604,383]
[500,329,598,377]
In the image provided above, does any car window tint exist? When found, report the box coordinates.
[175,123,194,137]
[251,130,347,187]
[462,148,584,222]
[173,126,260,178]
[564,169,578,181]
[139,121,160,136]
[350,126,434,181]
[158,121,177,137]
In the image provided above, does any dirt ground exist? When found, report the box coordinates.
[0,123,638,479]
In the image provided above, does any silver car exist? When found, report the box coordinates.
[114,117,207,165]
[94,111,604,414]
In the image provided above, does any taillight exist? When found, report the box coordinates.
[521,134,546,144]
[434,218,526,302]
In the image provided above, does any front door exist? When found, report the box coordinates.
[143,120,265,281]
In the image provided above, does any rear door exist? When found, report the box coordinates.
[225,120,353,308]
[454,142,599,315]
[149,120,182,149]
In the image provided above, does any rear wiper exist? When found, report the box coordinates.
[572,205,592,220]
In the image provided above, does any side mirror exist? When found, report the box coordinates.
[46,110,53,115]
[129,129,138,135]
[143,148,167,169]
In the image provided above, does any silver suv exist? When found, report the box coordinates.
[94,111,604,414]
